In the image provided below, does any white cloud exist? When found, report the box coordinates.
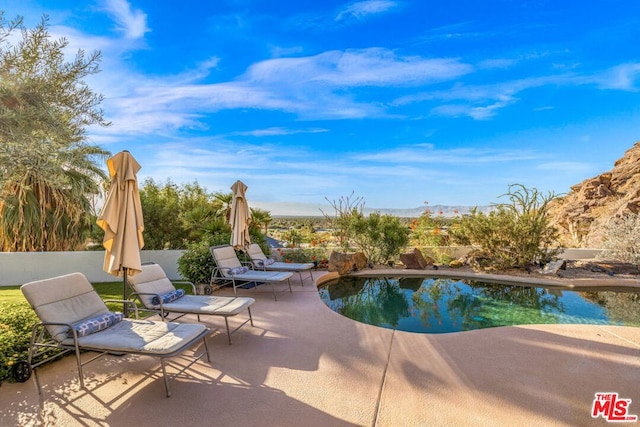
[335,1,399,22]
[244,48,472,87]
[597,63,640,91]
[101,0,149,39]
[230,127,329,137]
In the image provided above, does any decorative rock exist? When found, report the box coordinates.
[328,252,368,275]
[448,259,464,268]
[399,248,430,269]
[540,260,567,275]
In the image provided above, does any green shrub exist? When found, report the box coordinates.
[280,248,329,264]
[450,184,561,270]
[178,239,215,285]
[0,304,40,382]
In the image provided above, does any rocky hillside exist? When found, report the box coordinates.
[548,141,640,247]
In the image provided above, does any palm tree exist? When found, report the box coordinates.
[0,15,110,251]
[250,208,272,235]
[213,192,233,223]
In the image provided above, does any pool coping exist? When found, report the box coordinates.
[325,267,640,289]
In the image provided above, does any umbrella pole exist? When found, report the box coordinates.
[123,267,129,317]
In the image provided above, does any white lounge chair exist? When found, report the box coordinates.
[128,263,255,344]
[244,243,314,285]
[210,245,293,300]
[20,272,211,397]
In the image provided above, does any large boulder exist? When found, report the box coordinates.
[328,252,368,275]
[548,141,640,247]
[400,248,430,269]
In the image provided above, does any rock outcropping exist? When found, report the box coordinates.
[548,141,640,247]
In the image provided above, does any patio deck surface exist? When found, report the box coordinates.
[2,270,639,426]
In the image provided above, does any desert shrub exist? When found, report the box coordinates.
[347,212,409,264]
[278,248,329,264]
[599,213,640,264]
[409,209,459,264]
[450,184,561,270]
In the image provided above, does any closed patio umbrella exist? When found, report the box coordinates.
[229,180,251,250]
[96,150,144,315]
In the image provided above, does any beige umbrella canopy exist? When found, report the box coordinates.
[97,151,144,312]
[229,180,251,250]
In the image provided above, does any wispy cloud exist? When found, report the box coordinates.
[100,0,149,39]
[354,145,540,165]
[230,127,329,137]
[335,1,399,22]
[596,63,640,91]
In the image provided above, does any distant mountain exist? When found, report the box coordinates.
[250,201,491,218]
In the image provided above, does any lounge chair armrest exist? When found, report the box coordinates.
[104,299,139,318]
[171,280,198,295]
[128,292,171,319]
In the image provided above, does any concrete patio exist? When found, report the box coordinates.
[2,271,639,426]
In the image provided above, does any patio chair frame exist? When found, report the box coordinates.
[210,245,294,300]
[128,263,255,344]
[21,275,212,398]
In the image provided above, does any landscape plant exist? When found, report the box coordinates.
[409,205,460,264]
[450,184,561,270]
[347,212,409,265]
[0,14,110,251]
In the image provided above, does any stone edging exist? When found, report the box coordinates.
[317,268,640,289]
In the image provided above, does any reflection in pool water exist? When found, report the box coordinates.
[317,276,640,333]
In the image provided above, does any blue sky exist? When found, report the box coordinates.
[6,0,640,214]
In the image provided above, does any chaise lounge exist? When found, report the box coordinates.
[210,245,294,300]
[20,272,211,397]
[128,263,255,344]
[244,243,315,285]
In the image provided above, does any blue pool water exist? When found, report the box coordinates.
[318,276,640,333]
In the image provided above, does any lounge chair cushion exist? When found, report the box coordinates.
[229,266,249,275]
[151,289,185,306]
[256,258,275,267]
[128,264,181,307]
[68,311,124,338]
[153,295,255,316]
[60,319,208,354]
[21,273,111,342]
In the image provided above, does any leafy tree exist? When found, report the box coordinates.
[138,179,183,249]
[0,14,110,251]
[450,184,561,270]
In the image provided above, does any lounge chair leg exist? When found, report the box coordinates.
[202,336,211,363]
[74,345,85,389]
[161,359,171,398]
[224,317,232,345]
[248,307,254,327]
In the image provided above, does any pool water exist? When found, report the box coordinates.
[318,276,640,333]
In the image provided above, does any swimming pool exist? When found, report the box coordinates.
[318,276,640,333]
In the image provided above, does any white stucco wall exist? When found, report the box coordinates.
[0,250,184,286]
[0,247,602,287]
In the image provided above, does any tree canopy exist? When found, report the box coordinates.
[0,14,110,251]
